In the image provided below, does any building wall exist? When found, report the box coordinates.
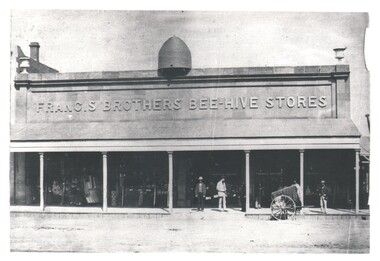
[10,65,363,210]
[11,65,359,143]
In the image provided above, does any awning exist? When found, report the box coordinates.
[11,118,360,141]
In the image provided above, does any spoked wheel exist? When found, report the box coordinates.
[270,195,296,220]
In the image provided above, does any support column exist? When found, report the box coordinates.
[355,149,360,214]
[299,149,304,205]
[168,152,173,213]
[102,152,108,212]
[39,153,44,211]
[245,150,250,213]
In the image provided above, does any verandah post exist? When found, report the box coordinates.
[168,151,173,214]
[102,152,108,212]
[39,152,44,211]
[300,149,304,206]
[245,150,250,213]
[355,149,360,214]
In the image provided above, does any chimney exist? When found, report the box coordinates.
[29,42,40,62]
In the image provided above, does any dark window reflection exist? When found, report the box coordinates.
[10,152,40,206]
[45,153,102,207]
[108,152,168,208]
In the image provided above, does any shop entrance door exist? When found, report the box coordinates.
[252,150,299,208]
[174,151,244,209]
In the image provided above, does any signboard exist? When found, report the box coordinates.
[27,85,333,123]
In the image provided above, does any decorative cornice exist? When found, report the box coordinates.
[14,80,31,90]
[14,65,350,90]
[14,72,349,91]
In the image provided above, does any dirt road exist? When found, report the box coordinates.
[10,212,369,253]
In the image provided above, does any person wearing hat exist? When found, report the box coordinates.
[216,176,227,211]
[318,180,330,214]
[195,176,207,211]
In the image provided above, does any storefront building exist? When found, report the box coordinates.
[10,38,365,214]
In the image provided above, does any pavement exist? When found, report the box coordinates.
[246,207,370,215]
[10,209,370,253]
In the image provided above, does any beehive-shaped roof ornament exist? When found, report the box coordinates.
[158,36,192,77]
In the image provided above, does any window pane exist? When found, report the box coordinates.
[45,152,103,207]
[108,152,168,208]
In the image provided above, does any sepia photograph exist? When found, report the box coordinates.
[5,3,374,255]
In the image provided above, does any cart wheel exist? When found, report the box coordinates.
[270,195,296,220]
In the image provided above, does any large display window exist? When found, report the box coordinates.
[10,152,40,206]
[252,150,356,209]
[44,152,103,207]
[174,151,244,209]
[304,150,355,209]
[107,152,168,208]
[252,150,299,208]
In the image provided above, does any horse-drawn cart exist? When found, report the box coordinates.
[270,185,303,220]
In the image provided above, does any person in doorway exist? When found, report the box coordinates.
[216,176,227,212]
[239,183,246,212]
[195,176,207,211]
[317,180,330,214]
[256,183,264,209]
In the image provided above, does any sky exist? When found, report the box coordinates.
[11,10,367,72]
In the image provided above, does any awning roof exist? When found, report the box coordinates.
[11,118,361,141]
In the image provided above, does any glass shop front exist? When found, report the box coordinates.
[173,151,245,209]
[10,149,361,210]
[107,152,168,208]
[251,150,356,209]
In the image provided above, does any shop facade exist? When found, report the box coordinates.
[10,41,364,214]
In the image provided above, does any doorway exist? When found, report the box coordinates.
[174,151,244,209]
[252,150,299,208]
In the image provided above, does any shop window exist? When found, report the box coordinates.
[108,152,168,208]
[45,153,103,207]
[10,152,40,206]
[304,150,355,209]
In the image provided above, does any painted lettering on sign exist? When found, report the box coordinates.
[35,96,327,113]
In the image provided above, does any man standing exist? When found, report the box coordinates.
[318,180,329,214]
[195,176,207,211]
[216,176,227,212]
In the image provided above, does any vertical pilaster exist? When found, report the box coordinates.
[9,152,15,205]
[331,82,337,118]
[245,151,250,213]
[355,149,360,214]
[336,77,350,119]
[168,152,173,213]
[300,149,304,205]
[15,87,28,124]
[102,152,108,212]
[39,152,44,211]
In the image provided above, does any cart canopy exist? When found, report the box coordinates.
[271,185,301,205]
